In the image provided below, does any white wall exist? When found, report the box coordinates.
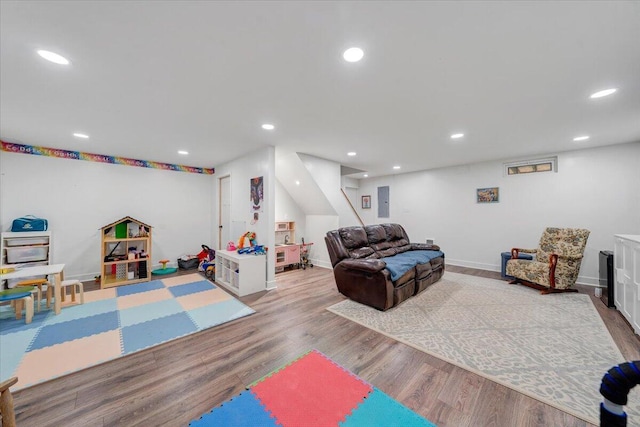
[275,178,306,243]
[305,215,339,269]
[299,154,360,228]
[212,146,276,289]
[0,151,214,280]
[355,142,640,285]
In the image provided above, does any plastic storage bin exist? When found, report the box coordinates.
[6,246,49,263]
[5,237,49,246]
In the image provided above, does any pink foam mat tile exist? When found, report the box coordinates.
[83,288,117,303]
[14,330,122,388]
[177,288,232,311]
[162,273,205,287]
[117,288,173,310]
[252,350,372,426]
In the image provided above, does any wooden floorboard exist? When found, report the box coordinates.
[11,264,640,427]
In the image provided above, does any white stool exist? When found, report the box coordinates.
[60,280,84,305]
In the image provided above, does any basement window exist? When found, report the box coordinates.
[504,157,557,176]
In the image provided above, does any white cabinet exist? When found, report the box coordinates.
[214,249,265,297]
[614,234,640,335]
[1,231,52,289]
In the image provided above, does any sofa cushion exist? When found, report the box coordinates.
[350,247,376,259]
[382,223,405,240]
[337,226,376,259]
[382,250,444,281]
[339,226,368,248]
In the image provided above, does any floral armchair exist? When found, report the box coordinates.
[506,227,590,294]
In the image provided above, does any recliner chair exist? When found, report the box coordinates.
[506,227,590,294]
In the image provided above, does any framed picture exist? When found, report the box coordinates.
[362,195,371,209]
[477,187,499,203]
[251,176,264,212]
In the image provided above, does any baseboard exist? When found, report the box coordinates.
[446,259,500,273]
[309,258,331,270]
[446,260,599,286]
[265,279,277,290]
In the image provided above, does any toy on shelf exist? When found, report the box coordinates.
[237,245,267,256]
[238,231,257,249]
[235,232,266,255]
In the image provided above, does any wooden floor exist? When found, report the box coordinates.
[11,265,640,427]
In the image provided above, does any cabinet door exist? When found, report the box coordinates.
[285,246,300,264]
[275,248,286,266]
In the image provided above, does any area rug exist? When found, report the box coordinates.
[0,273,254,391]
[190,349,436,426]
[327,271,640,425]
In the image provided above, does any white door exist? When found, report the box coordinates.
[219,175,231,250]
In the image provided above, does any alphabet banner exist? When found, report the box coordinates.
[1,140,214,175]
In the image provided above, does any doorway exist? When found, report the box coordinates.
[218,175,230,250]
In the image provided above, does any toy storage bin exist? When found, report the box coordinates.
[5,236,49,246]
[6,246,49,263]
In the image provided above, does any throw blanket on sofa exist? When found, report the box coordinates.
[382,250,444,281]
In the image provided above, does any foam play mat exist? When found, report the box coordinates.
[190,349,436,426]
[0,273,254,390]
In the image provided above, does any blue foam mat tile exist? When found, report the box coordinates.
[28,310,120,351]
[43,298,118,326]
[0,327,40,379]
[341,388,437,427]
[116,280,165,297]
[119,298,184,327]
[121,311,197,354]
[168,280,216,298]
[188,299,255,330]
[190,390,279,427]
[0,307,50,334]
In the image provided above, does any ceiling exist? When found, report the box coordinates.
[1,1,639,178]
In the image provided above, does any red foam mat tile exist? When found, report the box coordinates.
[252,350,373,426]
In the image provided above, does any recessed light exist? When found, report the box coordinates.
[262,124,275,130]
[343,47,364,63]
[363,174,368,178]
[573,136,590,142]
[450,133,464,139]
[37,50,70,65]
[295,180,300,186]
[347,152,356,156]
[73,133,89,139]
[178,150,189,155]
[393,166,401,170]
[590,88,617,99]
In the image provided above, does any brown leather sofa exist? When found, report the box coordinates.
[325,223,444,311]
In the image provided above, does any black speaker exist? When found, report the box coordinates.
[599,250,614,308]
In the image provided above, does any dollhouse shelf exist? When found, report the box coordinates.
[100,216,152,289]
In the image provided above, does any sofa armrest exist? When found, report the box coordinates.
[338,258,386,273]
[411,243,441,251]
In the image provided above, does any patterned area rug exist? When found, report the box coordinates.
[327,271,640,425]
[0,273,254,391]
[190,349,436,426]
